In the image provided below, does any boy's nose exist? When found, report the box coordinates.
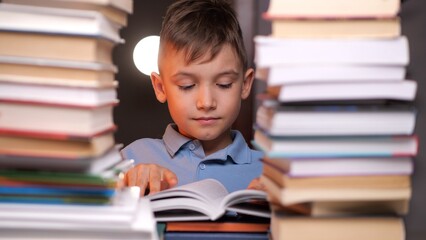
[196,88,216,110]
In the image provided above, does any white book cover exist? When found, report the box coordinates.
[276,80,417,102]
[2,0,133,13]
[256,104,416,136]
[265,0,400,18]
[253,129,418,158]
[254,36,409,67]
[0,101,115,136]
[0,81,118,107]
[0,192,158,240]
[0,55,117,72]
[261,157,414,178]
[256,65,406,86]
[0,3,123,43]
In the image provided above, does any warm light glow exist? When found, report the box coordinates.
[133,35,160,76]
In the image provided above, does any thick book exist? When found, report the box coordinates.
[252,129,418,158]
[265,0,400,18]
[261,174,411,206]
[269,198,410,217]
[254,36,409,67]
[0,187,138,223]
[0,130,115,159]
[3,0,133,26]
[0,31,115,64]
[270,211,404,240]
[0,56,117,88]
[0,80,118,107]
[255,65,406,86]
[0,100,115,137]
[164,221,270,240]
[0,144,123,173]
[166,221,270,233]
[145,178,271,222]
[265,80,417,103]
[261,156,413,178]
[0,3,123,43]
[256,103,417,136]
[267,176,410,216]
[262,161,411,189]
[0,196,158,240]
[268,17,401,39]
[164,231,268,240]
[0,168,118,205]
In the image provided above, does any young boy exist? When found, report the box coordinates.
[121,0,263,195]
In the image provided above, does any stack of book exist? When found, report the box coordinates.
[0,1,158,239]
[253,0,417,239]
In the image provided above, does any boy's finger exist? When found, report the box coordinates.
[148,168,162,195]
[163,169,178,188]
[247,178,265,191]
[135,167,149,196]
[125,168,136,186]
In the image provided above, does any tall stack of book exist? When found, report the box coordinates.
[253,0,418,239]
[0,1,158,239]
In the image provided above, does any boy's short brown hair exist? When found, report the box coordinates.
[159,0,248,71]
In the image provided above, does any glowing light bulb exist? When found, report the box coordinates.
[133,35,160,76]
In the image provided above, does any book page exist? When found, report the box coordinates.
[147,178,229,204]
[146,179,230,221]
[221,189,271,218]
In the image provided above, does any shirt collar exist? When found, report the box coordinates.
[163,123,192,157]
[162,123,252,164]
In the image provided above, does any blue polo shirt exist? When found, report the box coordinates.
[121,124,263,192]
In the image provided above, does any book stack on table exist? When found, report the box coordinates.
[145,178,271,240]
[0,1,158,239]
[253,0,418,239]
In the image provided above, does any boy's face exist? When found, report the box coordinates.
[151,43,254,146]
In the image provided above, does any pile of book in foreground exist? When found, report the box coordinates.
[253,0,417,239]
[0,0,157,239]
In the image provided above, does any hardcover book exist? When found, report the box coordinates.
[254,36,409,67]
[261,156,414,178]
[265,0,400,18]
[261,175,411,206]
[0,100,116,137]
[0,31,115,64]
[2,0,133,26]
[270,210,404,240]
[265,80,417,103]
[0,56,117,88]
[0,3,123,43]
[252,128,418,158]
[256,103,417,136]
[268,17,401,39]
[255,65,406,86]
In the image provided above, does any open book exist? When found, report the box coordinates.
[145,178,271,222]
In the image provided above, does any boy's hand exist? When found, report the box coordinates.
[124,163,178,196]
[247,177,265,191]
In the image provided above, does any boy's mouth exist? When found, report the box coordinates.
[194,117,220,125]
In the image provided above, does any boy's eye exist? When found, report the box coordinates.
[217,83,233,89]
[178,84,195,91]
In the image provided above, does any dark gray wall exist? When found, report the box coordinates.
[113,0,174,144]
[400,1,426,239]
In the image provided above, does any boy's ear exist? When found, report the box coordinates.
[241,68,255,100]
[151,72,167,103]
